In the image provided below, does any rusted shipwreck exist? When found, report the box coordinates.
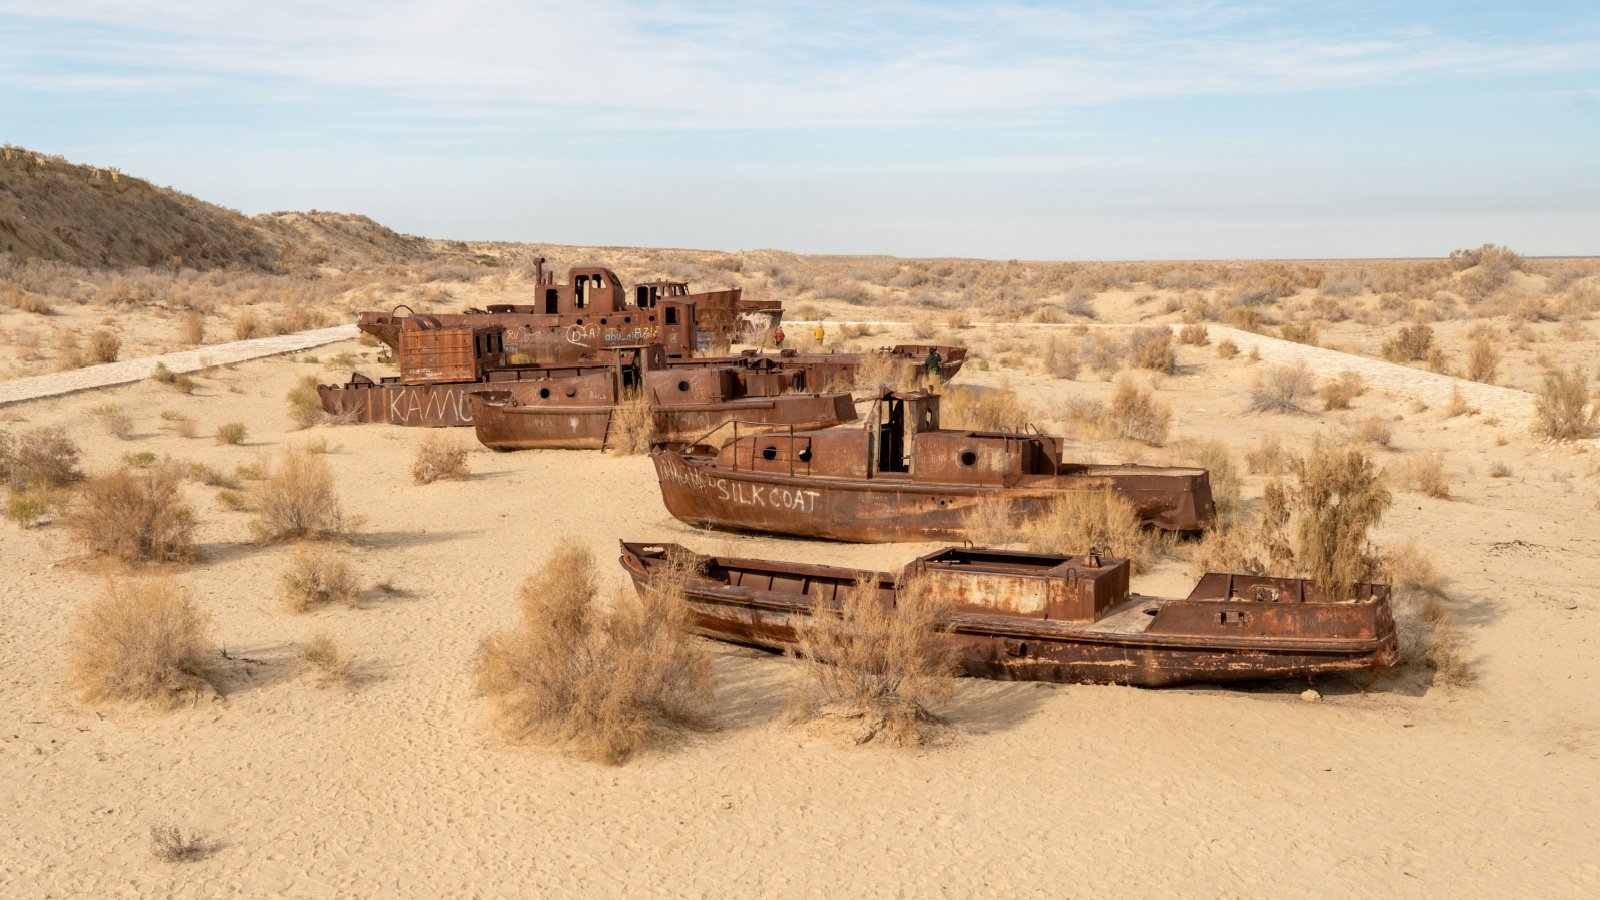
[356,259,775,363]
[620,542,1399,686]
[320,316,966,428]
[651,391,1215,541]
[469,350,858,451]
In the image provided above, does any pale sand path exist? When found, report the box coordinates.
[793,319,1539,427]
[0,325,358,408]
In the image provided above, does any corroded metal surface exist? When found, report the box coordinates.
[651,391,1215,540]
[619,542,1399,687]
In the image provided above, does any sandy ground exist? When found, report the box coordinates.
[2,319,1599,896]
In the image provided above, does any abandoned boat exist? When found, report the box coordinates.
[619,542,1399,686]
[356,259,769,363]
[469,351,858,451]
[650,390,1215,541]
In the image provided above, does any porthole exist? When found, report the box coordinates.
[959,450,978,466]
[798,447,812,462]
[565,387,577,398]
[623,316,631,324]
[538,387,551,399]
[600,317,608,325]
[575,318,584,325]
[761,446,778,461]
[677,380,691,392]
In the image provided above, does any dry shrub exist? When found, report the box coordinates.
[179,312,206,346]
[1380,541,1472,687]
[474,540,712,764]
[1444,387,1477,418]
[1291,435,1390,597]
[1352,416,1393,448]
[149,362,176,385]
[1381,323,1434,362]
[1125,326,1175,373]
[1249,361,1314,414]
[1081,332,1123,376]
[251,449,349,542]
[1466,334,1500,384]
[1215,338,1239,359]
[287,375,326,429]
[411,432,471,482]
[941,384,1036,432]
[1278,321,1319,346]
[1222,305,1264,332]
[910,318,938,340]
[233,310,263,340]
[150,824,207,863]
[88,329,121,363]
[787,575,956,747]
[1099,374,1170,445]
[301,632,354,687]
[1022,490,1153,572]
[1182,439,1240,520]
[1245,435,1292,475]
[960,496,1015,546]
[94,407,134,439]
[1389,453,1450,499]
[280,545,361,611]
[1533,367,1598,441]
[1488,460,1512,478]
[214,421,247,445]
[1318,372,1365,410]
[607,390,659,455]
[0,426,83,489]
[1042,335,1079,379]
[66,578,215,707]
[1178,323,1209,345]
[67,465,197,564]
[944,311,971,330]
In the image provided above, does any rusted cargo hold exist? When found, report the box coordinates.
[469,349,858,451]
[619,542,1399,686]
[651,391,1215,541]
[356,260,767,363]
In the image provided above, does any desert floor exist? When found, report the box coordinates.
[2,312,1598,897]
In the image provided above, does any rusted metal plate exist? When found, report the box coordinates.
[618,542,1400,687]
[650,391,1215,540]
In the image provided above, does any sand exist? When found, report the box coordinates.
[2,315,1598,896]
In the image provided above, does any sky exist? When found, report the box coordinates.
[2,1,1597,260]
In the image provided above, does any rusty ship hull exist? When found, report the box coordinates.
[470,392,858,451]
[650,443,1213,540]
[619,543,1399,687]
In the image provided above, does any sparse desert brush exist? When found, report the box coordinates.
[474,539,712,765]
[1465,333,1497,381]
[1488,460,1513,478]
[301,631,354,687]
[1178,323,1209,345]
[1351,416,1394,448]
[1215,338,1239,359]
[1061,288,1096,319]
[6,479,69,528]
[66,578,215,708]
[1249,361,1314,414]
[910,318,938,340]
[87,329,120,364]
[67,465,196,564]
[251,449,349,542]
[149,362,176,385]
[849,350,915,396]
[1444,386,1477,418]
[122,451,158,468]
[1380,540,1471,687]
[412,432,472,481]
[1244,435,1292,475]
[1533,366,1598,441]
[280,544,361,612]
[159,410,197,438]
[1222,305,1264,332]
[944,311,970,330]
[216,489,250,510]
[1180,439,1240,519]
[179,312,205,346]
[91,406,134,439]
[1023,489,1153,572]
[787,575,956,748]
[233,310,264,340]
[1317,371,1365,410]
[1389,453,1451,499]
[1289,435,1391,597]
[53,329,84,371]
[940,384,1036,432]
[1278,321,1318,346]
[1425,346,1449,374]
[1041,335,1079,379]
[1381,323,1434,362]
[961,496,1015,546]
[286,375,326,429]
[214,421,247,445]
[0,426,84,489]
[1099,375,1171,446]
[1125,326,1175,374]
[149,824,207,863]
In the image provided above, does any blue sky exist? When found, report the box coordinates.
[2,1,1597,259]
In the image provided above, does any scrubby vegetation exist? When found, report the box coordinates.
[280,545,361,611]
[66,465,197,564]
[251,449,350,542]
[475,540,712,764]
[607,390,659,455]
[411,433,471,483]
[66,578,215,708]
[1023,490,1153,572]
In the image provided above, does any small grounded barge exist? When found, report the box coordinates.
[469,348,858,451]
[619,542,1399,686]
[650,391,1215,541]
